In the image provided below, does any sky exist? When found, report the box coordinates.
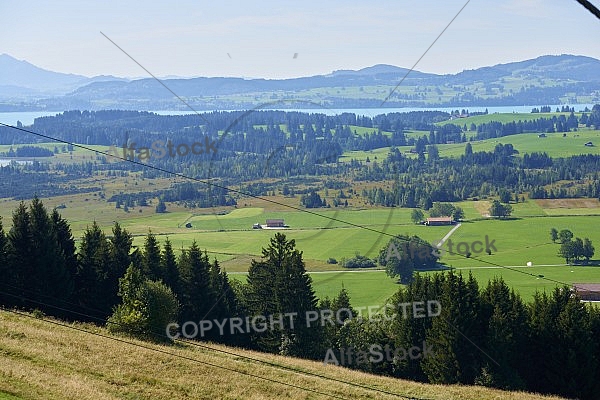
[1,0,600,79]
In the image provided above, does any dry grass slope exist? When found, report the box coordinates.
[0,310,565,400]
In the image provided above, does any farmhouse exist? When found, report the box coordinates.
[573,283,600,301]
[266,219,285,228]
[425,217,453,226]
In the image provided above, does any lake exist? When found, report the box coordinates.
[0,104,596,126]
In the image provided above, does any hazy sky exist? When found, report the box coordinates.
[2,0,600,79]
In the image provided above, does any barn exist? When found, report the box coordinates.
[573,283,600,301]
[266,219,285,228]
[425,217,454,226]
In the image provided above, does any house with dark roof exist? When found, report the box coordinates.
[266,219,285,228]
[573,283,600,301]
[425,217,454,226]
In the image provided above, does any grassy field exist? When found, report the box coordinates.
[440,129,600,158]
[435,112,586,126]
[1,178,599,307]
[198,198,600,306]
[0,310,566,400]
[339,129,600,161]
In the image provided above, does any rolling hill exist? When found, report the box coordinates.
[0,310,565,400]
[1,54,599,111]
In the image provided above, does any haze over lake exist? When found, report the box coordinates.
[1,104,596,126]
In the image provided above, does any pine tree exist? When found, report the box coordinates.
[106,222,133,315]
[476,277,527,389]
[76,222,112,319]
[0,217,11,307]
[421,272,482,384]
[142,231,161,280]
[7,202,34,309]
[178,242,215,327]
[160,238,180,296]
[247,233,322,358]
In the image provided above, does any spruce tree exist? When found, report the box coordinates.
[388,274,442,381]
[247,233,321,358]
[208,258,241,344]
[107,222,133,314]
[49,208,77,318]
[421,272,483,384]
[0,217,11,307]
[142,231,161,281]
[76,222,112,319]
[477,277,527,389]
[178,242,214,327]
[160,238,179,296]
[526,287,597,399]
[7,202,34,309]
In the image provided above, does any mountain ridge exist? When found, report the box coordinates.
[0,54,126,96]
[1,53,599,110]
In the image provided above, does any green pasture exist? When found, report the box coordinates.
[438,130,600,158]
[120,199,600,306]
[130,207,436,263]
[230,263,600,308]
[339,147,393,162]
[230,270,402,310]
[436,112,585,126]
[338,129,600,162]
[118,201,600,268]
[437,215,600,268]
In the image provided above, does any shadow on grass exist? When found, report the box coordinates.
[570,260,600,267]
[415,264,453,272]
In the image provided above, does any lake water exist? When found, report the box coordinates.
[0,104,596,126]
[0,111,61,126]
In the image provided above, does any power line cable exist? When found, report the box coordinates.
[380,0,471,107]
[3,120,597,371]
[0,291,435,400]
[1,120,587,294]
[0,307,351,400]
[574,0,600,20]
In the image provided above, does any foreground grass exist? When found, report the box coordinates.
[0,310,565,400]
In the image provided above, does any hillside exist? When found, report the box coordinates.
[1,54,599,111]
[0,310,565,400]
[0,54,125,99]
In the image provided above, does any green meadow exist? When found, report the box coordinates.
[340,129,600,162]
[439,130,600,158]
[111,198,600,307]
[436,112,586,126]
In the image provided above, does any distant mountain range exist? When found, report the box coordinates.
[0,54,126,98]
[0,53,599,111]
